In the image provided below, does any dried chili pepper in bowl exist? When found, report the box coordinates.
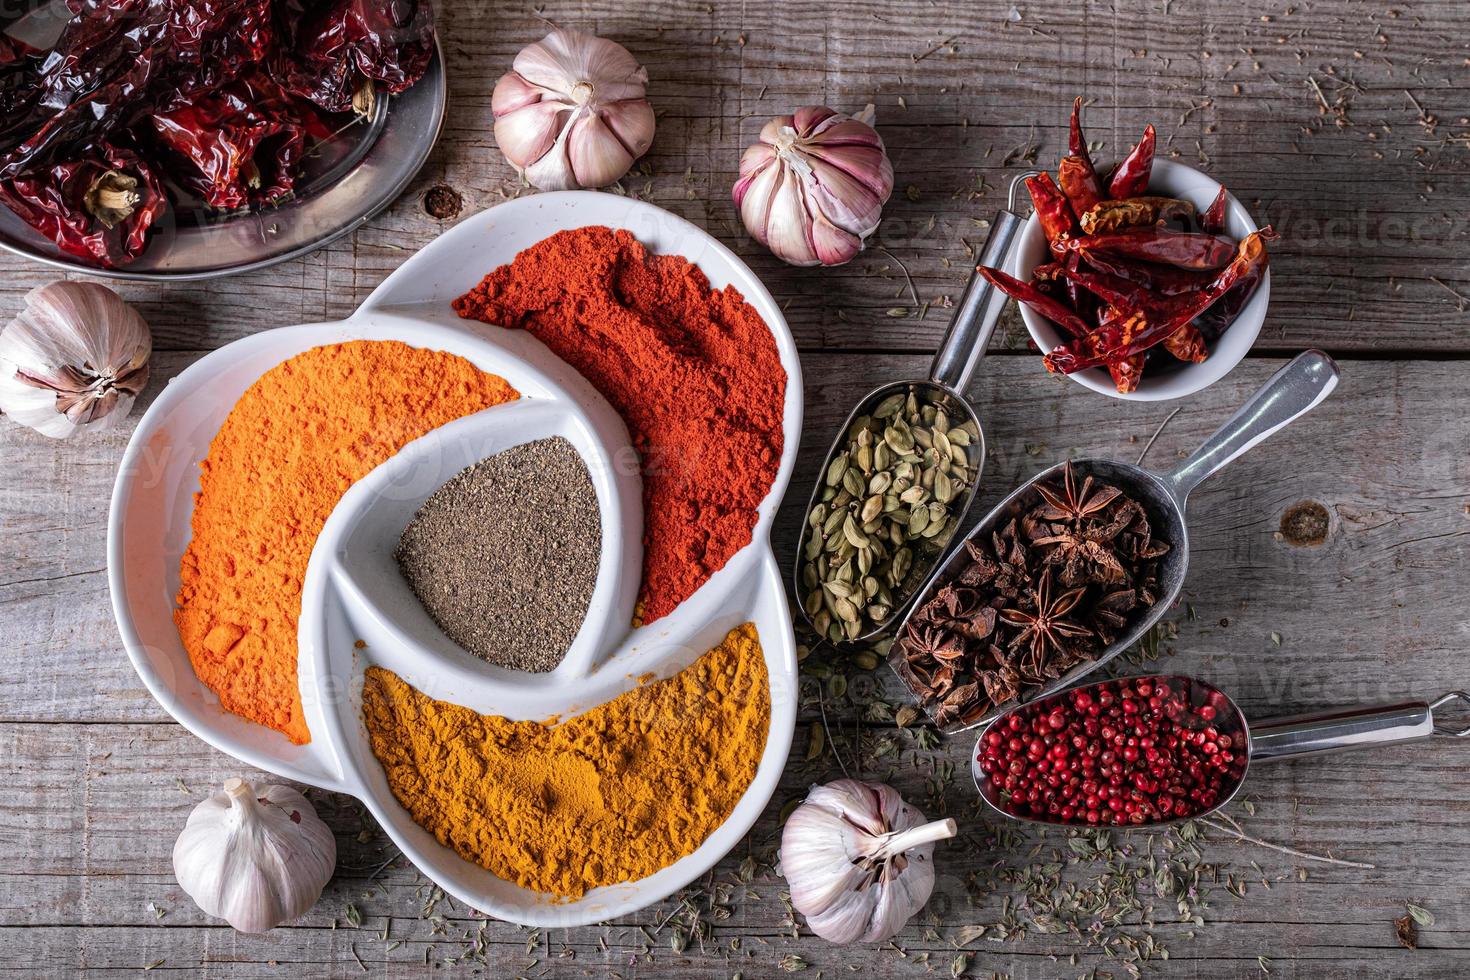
[0,142,169,266]
[0,0,438,272]
[986,99,1271,401]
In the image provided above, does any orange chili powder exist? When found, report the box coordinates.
[174,340,519,744]
[453,226,787,623]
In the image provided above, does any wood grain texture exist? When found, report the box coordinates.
[1,0,1467,354]
[2,0,1469,976]
[3,351,1469,976]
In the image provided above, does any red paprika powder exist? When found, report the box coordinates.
[453,226,787,623]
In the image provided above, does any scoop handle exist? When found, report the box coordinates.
[929,173,1037,394]
[1249,701,1434,762]
[1163,349,1339,503]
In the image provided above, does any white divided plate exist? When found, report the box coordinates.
[108,192,803,926]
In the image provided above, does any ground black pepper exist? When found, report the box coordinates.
[395,436,601,671]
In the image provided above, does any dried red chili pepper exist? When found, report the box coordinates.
[0,142,168,266]
[1071,246,1215,297]
[1031,261,1065,283]
[1109,354,1146,393]
[1057,98,1106,220]
[1097,306,1146,391]
[1,0,274,176]
[1106,123,1155,199]
[1044,228,1274,374]
[1075,226,1237,271]
[1163,324,1209,363]
[1069,97,1096,169]
[1056,260,1166,314]
[1063,252,1242,367]
[1201,186,1229,234]
[1025,172,1075,258]
[1194,237,1273,337]
[0,0,437,267]
[1061,252,1098,326]
[0,35,40,124]
[1010,100,1266,392]
[276,0,437,114]
[978,267,1091,337]
[1028,263,1073,311]
[1058,155,1103,220]
[1079,196,1195,235]
[149,70,329,209]
[1086,306,1146,393]
[27,0,270,110]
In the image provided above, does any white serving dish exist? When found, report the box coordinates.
[108,192,803,927]
[1010,159,1270,401]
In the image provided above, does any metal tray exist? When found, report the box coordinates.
[0,42,446,281]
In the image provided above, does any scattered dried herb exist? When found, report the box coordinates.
[1406,902,1434,927]
[1396,913,1418,949]
[894,462,1169,727]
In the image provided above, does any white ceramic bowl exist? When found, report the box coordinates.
[107,192,803,926]
[1010,159,1270,401]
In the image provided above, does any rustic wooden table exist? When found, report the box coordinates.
[3,1,1468,976]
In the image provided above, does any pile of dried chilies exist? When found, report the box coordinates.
[980,98,1275,392]
[0,0,436,266]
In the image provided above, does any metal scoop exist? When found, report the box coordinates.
[794,175,1037,645]
[892,349,1341,732]
[971,673,1470,828]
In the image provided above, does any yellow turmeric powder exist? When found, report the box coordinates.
[361,623,771,898]
[175,341,519,744]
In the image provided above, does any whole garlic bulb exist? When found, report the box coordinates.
[492,29,656,191]
[780,779,955,944]
[173,778,337,934]
[733,105,895,267]
[0,281,151,438]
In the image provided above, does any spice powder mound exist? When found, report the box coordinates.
[395,436,601,672]
[361,622,770,898]
[174,341,520,744]
[453,226,787,623]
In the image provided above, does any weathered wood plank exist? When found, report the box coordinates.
[1,0,1468,974]
[0,0,1466,354]
[2,350,1468,975]
[2,720,1468,978]
[4,354,1466,723]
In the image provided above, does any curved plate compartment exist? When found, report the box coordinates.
[108,192,803,926]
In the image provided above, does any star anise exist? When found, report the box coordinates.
[956,604,998,643]
[1091,588,1139,636]
[980,663,1021,705]
[896,459,1169,727]
[1033,525,1129,585]
[935,682,981,726]
[903,625,967,664]
[959,539,1000,585]
[934,584,979,619]
[999,570,1093,666]
[1034,462,1122,524]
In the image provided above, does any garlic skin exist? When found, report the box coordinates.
[492,29,656,191]
[173,778,337,934]
[780,779,955,945]
[733,105,895,267]
[0,281,151,438]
